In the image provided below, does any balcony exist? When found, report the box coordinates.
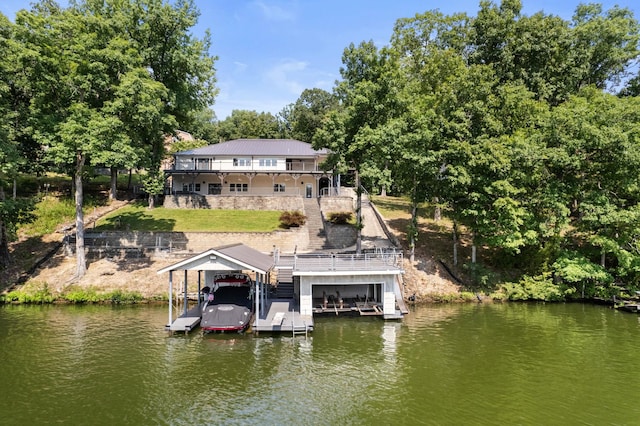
[171,158,323,173]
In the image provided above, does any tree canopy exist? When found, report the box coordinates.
[0,0,217,276]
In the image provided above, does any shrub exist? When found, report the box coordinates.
[1,283,55,304]
[62,287,101,304]
[496,273,564,301]
[106,289,143,304]
[61,287,143,304]
[279,210,306,228]
[327,211,353,225]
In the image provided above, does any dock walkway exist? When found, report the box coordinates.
[254,300,313,335]
[166,303,202,333]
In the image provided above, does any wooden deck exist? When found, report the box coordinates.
[253,300,313,335]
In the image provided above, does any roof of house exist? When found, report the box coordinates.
[175,138,328,157]
[157,243,274,275]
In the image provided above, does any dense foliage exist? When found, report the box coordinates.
[0,0,217,276]
[2,0,640,303]
[309,0,640,300]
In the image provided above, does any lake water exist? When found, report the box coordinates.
[1,302,639,425]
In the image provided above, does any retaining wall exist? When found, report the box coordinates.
[324,224,357,249]
[164,195,304,211]
[79,228,308,257]
[319,196,354,213]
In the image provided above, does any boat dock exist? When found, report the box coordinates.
[159,244,406,335]
[254,300,313,336]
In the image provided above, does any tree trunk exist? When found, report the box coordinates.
[355,169,362,254]
[453,220,458,266]
[0,186,10,269]
[433,197,441,221]
[148,193,155,209]
[601,251,606,267]
[127,169,132,190]
[409,192,418,263]
[109,166,118,202]
[471,243,477,264]
[74,153,87,279]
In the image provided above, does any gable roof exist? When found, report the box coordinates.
[175,139,328,157]
[157,243,274,275]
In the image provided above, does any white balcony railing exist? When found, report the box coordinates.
[293,252,404,272]
[173,159,321,172]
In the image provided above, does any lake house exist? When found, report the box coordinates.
[164,138,338,199]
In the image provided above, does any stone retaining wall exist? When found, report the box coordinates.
[319,196,354,214]
[80,228,308,257]
[324,223,356,249]
[164,194,304,211]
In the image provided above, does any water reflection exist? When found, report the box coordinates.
[2,303,640,425]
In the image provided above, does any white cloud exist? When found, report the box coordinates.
[251,1,297,22]
[265,60,308,94]
[233,61,248,73]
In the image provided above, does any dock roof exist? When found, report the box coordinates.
[157,243,274,275]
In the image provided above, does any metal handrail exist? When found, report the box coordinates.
[292,251,403,272]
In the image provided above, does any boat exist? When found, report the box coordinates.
[201,274,254,333]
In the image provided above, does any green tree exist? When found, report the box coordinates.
[541,89,640,287]
[215,110,282,141]
[470,1,639,105]
[288,88,338,143]
[0,12,35,268]
[390,10,472,261]
[13,0,216,278]
[315,41,398,253]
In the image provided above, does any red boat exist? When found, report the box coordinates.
[201,274,254,333]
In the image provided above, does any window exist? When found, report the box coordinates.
[196,158,211,170]
[259,158,277,167]
[208,183,221,195]
[230,183,248,192]
[273,184,286,193]
[182,183,201,192]
[233,158,251,167]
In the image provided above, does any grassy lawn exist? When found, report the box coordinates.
[94,202,283,232]
[19,195,107,237]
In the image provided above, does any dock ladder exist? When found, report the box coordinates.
[291,319,309,338]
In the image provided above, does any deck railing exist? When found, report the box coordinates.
[172,159,321,172]
[292,251,403,272]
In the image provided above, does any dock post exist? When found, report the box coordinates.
[168,271,173,327]
[183,270,188,316]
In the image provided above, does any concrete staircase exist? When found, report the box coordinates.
[303,198,328,251]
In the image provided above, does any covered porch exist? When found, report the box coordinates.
[165,171,338,198]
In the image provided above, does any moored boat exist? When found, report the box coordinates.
[201,274,254,333]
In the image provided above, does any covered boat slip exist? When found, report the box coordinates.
[158,243,273,333]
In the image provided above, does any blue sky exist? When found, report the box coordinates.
[1,1,638,120]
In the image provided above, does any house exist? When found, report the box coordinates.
[163,138,338,199]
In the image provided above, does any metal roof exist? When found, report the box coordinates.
[176,139,328,157]
[157,243,274,275]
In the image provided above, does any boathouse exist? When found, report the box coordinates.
[158,244,407,334]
